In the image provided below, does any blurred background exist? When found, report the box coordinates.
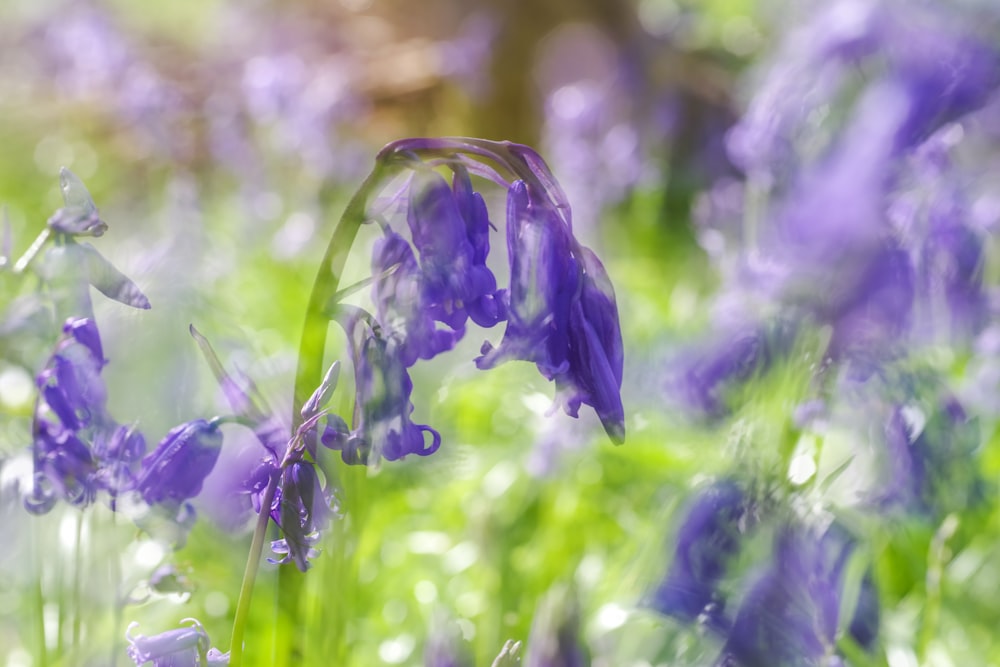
[3,0,1000,666]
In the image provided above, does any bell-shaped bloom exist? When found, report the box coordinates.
[126,619,229,666]
[337,320,441,464]
[269,461,335,571]
[133,419,223,506]
[27,317,132,513]
[406,169,500,330]
[719,525,879,666]
[451,166,505,328]
[650,481,749,627]
[372,228,461,367]
[36,337,109,432]
[29,420,97,510]
[477,180,624,443]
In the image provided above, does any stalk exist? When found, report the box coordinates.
[228,157,400,665]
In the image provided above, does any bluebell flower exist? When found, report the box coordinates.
[674,319,793,419]
[477,180,625,443]
[133,419,223,506]
[30,419,97,510]
[27,317,145,512]
[371,228,461,367]
[727,0,1000,175]
[719,525,878,666]
[126,618,229,666]
[880,395,983,515]
[650,481,749,627]
[332,317,440,464]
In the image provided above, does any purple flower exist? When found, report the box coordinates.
[36,334,109,433]
[880,395,983,514]
[133,419,223,506]
[719,525,878,666]
[650,481,749,626]
[477,180,624,443]
[29,420,97,510]
[269,461,334,571]
[371,229,461,367]
[126,619,229,666]
[26,317,142,512]
[673,321,785,419]
[333,319,440,464]
[727,0,1000,174]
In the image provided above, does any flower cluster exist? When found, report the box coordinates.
[357,138,626,450]
[660,0,1000,662]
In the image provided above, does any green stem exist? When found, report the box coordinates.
[291,161,396,424]
[32,522,48,667]
[13,227,52,274]
[229,471,279,667]
[72,512,84,652]
[228,157,400,665]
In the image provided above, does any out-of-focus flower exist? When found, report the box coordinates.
[673,319,793,419]
[880,394,984,515]
[126,618,229,666]
[523,586,589,667]
[133,419,224,506]
[719,525,878,666]
[27,317,147,513]
[728,0,1000,176]
[424,619,473,667]
[477,179,625,443]
[650,481,750,627]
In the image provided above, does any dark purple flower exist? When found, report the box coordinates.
[371,228,461,367]
[126,619,229,666]
[133,419,224,506]
[336,320,440,464]
[29,420,97,511]
[270,461,334,571]
[407,169,500,329]
[477,180,625,443]
[650,481,749,627]
[36,341,108,432]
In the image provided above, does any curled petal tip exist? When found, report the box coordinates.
[604,420,626,445]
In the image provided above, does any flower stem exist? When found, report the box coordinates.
[228,156,402,665]
[229,470,280,667]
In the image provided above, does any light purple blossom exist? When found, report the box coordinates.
[126,619,229,666]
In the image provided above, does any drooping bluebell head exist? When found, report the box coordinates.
[133,419,224,506]
[126,619,229,666]
[650,480,749,627]
[477,179,625,443]
[373,138,626,445]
